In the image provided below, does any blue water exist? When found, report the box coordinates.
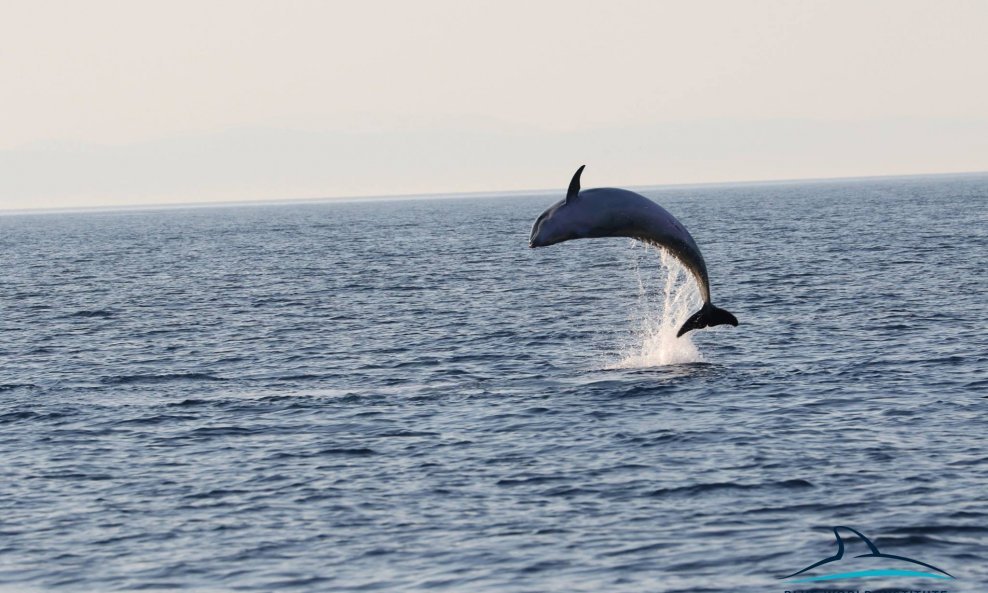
[2,174,987,592]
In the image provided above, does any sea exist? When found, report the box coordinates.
[2,173,987,593]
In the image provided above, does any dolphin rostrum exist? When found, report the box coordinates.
[529,165,738,337]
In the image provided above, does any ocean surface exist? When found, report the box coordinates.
[2,174,987,592]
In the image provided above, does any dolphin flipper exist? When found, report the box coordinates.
[677,303,738,337]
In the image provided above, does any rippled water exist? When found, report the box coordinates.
[2,174,987,592]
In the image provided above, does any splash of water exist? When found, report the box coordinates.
[611,241,704,368]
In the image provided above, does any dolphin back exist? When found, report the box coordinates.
[579,188,702,253]
[579,188,711,299]
[577,188,738,337]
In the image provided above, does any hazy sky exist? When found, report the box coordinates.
[2,0,987,209]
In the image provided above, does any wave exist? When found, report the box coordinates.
[271,447,378,459]
[100,372,227,385]
[0,410,40,423]
[0,383,38,392]
[649,478,814,498]
[64,309,115,319]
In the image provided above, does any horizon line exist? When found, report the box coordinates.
[2,168,986,217]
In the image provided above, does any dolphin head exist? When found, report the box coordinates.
[529,200,584,247]
[529,165,588,248]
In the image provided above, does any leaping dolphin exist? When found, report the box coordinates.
[529,165,738,338]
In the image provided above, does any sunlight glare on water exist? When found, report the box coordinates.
[612,241,704,368]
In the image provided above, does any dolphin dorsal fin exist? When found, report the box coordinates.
[566,165,585,203]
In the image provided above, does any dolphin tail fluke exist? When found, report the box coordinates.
[677,303,738,337]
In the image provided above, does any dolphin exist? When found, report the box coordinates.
[529,165,738,337]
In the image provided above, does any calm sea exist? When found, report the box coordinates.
[2,174,987,592]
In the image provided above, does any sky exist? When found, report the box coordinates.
[2,0,987,210]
